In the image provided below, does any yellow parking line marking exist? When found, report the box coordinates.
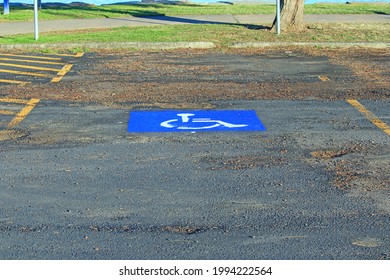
[0,69,50,77]
[0,57,65,65]
[0,62,61,72]
[319,75,331,82]
[347,99,390,136]
[0,98,31,104]
[54,52,84,58]
[58,64,73,76]
[0,54,62,61]
[51,64,73,83]
[0,53,82,85]
[7,98,40,128]
[0,109,15,115]
[0,79,29,85]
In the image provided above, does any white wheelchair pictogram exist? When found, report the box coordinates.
[160,113,248,130]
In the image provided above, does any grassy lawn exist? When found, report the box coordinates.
[1,23,389,47]
[0,3,388,47]
[0,3,389,22]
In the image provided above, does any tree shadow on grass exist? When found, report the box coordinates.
[373,11,389,15]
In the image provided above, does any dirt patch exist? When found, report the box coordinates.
[309,142,389,191]
[310,149,349,159]
[319,48,390,89]
[334,156,390,191]
[162,226,202,235]
[1,48,389,105]
[0,130,28,141]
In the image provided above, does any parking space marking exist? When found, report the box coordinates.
[0,53,62,61]
[0,62,62,72]
[0,98,33,105]
[318,75,331,82]
[0,69,50,77]
[51,64,73,83]
[0,109,15,115]
[347,99,390,136]
[54,53,84,58]
[0,53,84,85]
[0,57,65,65]
[128,110,266,132]
[0,78,29,85]
[6,98,40,128]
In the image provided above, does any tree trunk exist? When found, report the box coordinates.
[272,0,305,33]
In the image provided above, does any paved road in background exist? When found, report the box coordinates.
[0,50,389,259]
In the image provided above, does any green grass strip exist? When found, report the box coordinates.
[1,23,389,46]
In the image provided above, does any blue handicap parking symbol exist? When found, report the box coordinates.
[128,110,266,132]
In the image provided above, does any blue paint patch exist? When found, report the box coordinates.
[128,110,266,132]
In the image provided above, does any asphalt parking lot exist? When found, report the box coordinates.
[0,49,389,260]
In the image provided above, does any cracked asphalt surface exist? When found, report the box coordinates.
[0,48,389,259]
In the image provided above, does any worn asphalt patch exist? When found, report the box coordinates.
[0,49,388,260]
[1,48,389,103]
[0,99,389,259]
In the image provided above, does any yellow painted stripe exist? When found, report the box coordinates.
[0,62,61,72]
[347,99,390,136]
[0,109,15,115]
[58,64,73,75]
[54,52,84,58]
[0,54,62,61]
[0,69,50,77]
[319,75,331,82]
[50,76,63,83]
[51,64,73,83]
[7,98,40,128]
[0,98,31,104]
[0,57,64,65]
[0,79,29,85]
